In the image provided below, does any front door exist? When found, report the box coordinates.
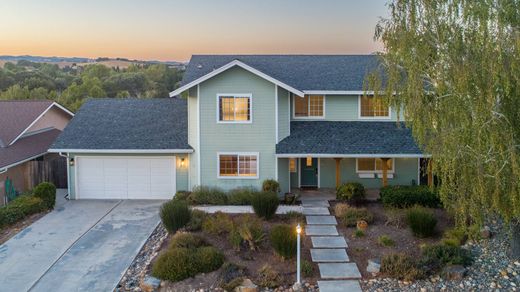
[300,158,318,187]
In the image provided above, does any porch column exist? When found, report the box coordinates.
[334,158,342,188]
[381,158,390,187]
[427,159,433,187]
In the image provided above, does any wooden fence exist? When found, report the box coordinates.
[27,157,68,189]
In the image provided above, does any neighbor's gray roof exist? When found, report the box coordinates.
[276,121,422,155]
[0,129,61,169]
[182,55,382,92]
[51,98,191,151]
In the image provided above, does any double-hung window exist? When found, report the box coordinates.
[294,95,324,118]
[356,158,394,173]
[218,94,252,123]
[359,95,390,118]
[218,153,259,178]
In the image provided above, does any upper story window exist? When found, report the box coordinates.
[218,152,259,179]
[356,158,394,173]
[294,95,324,118]
[359,95,390,118]
[218,94,252,123]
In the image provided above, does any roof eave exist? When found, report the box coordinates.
[48,148,194,154]
[275,153,428,158]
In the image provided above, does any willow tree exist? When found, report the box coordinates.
[371,0,520,257]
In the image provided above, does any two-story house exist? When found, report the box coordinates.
[50,55,425,200]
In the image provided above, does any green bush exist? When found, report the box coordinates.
[173,191,191,202]
[442,227,468,246]
[378,235,395,247]
[406,206,437,238]
[228,187,255,205]
[380,185,441,208]
[188,186,228,205]
[169,232,207,249]
[0,195,46,228]
[232,214,265,250]
[202,212,234,235]
[336,182,365,202]
[421,244,473,267]
[160,200,191,234]
[33,182,56,209]
[262,179,280,193]
[301,260,314,277]
[195,246,225,273]
[354,229,365,238]
[380,253,424,281]
[270,224,297,259]
[251,191,279,219]
[186,209,206,231]
[341,207,374,227]
[152,248,198,281]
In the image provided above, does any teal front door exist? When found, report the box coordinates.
[300,158,318,187]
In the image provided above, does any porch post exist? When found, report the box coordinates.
[334,158,342,188]
[427,159,433,187]
[381,158,390,187]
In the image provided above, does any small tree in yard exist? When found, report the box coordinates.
[372,0,520,257]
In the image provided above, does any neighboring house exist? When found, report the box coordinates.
[50,55,428,200]
[0,100,74,205]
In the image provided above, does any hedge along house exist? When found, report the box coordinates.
[51,55,428,200]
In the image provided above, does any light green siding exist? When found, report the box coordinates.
[198,67,277,191]
[188,87,199,190]
[277,87,290,141]
[67,153,190,199]
[319,157,419,189]
[277,158,290,194]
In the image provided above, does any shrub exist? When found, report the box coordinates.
[380,185,441,208]
[251,191,279,220]
[262,179,280,193]
[173,191,191,202]
[341,207,373,227]
[188,186,228,205]
[160,200,191,234]
[270,224,297,259]
[378,235,395,247]
[151,248,198,281]
[228,187,255,205]
[186,209,206,231]
[256,264,281,288]
[406,206,437,238]
[169,232,207,249]
[354,229,365,238]
[421,244,473,267]
[336,182,365,202]
[334,202,350,217]
[384,207,406,228]
[195,246,225,273]
[380,253,424,281]
[202,212,233,235]
[233,214,265,250]
[33,182,56,209]
[0,195,46,228]
[442,228,468,246]
[301,260,314,277]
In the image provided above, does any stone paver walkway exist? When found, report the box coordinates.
[301,196,361,292]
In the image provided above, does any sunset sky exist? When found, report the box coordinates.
[0,0,389,62]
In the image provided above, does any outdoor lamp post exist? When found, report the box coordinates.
[296,224,302,284]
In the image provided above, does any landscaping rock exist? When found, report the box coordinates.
[367,258,381,274]
[139,275,161,292]
[292,282,303,291]
[480,226,491,239]
[443,265,467,280]
[234,278,258,292]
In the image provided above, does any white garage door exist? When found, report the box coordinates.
[76,156,176,199]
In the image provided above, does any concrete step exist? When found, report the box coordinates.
[317,280,362,292]
[301,200,330,207]
[311,236,347,248]
[302,207,330,215]
[310,249,349,262]
[305,225,338,236]
[318,263,361,279]
[306,215,337,225]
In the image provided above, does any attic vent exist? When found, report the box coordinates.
[197,64,203,69]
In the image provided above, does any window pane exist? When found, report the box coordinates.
[358,158,375,171]
[219,155,238,176]
[294,95,309,117]
[234,97,250,121]
[220,97,235,121]
[360,96,389,117]
[238,155,257,176]
[375,158,393,171]
[309,95,324,117]
[289,158,296,173]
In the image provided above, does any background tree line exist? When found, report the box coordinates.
[0,61,184,111]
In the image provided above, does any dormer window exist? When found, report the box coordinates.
[294,95,324,118]
[218,94,252,123]
[359,95,390,118]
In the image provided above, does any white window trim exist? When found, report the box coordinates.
[292,94,326,120]
[217,152,259,179]
[357,95,392,120]
[355,158,395,174]
[216,93,253,124]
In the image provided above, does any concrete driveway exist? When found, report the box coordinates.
[0,196,163,292]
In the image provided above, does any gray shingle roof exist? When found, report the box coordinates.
[276,121,422,155]
[0,129,61,169]
[51,98,191,151]
[182,55,382,91]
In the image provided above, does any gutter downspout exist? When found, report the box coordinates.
[58,152,70,200]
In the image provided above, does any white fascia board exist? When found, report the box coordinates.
[275,153,429,158]
[48,149,194,154]
[302,90,395,95]
[169,60,305,97]
[52,102,75,117]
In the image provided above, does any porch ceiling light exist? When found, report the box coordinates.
[306,156,312,166]
[180,158,186,168]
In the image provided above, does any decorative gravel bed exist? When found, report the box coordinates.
[361,222,520,291]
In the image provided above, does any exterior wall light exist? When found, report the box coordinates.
[180,158,186,168]
[306,156,312,166]
[69,158,75,166]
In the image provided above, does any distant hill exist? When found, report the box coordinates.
[0,55,186,69]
